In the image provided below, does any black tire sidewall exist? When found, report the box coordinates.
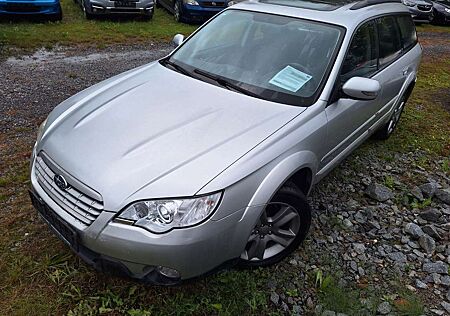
[239,185,312,267]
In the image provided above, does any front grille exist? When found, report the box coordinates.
[34,155,103,226]
[417,4,432,11]
[200,1,226,7]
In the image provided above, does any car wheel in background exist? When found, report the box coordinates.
[239,182,311,267]
[174,0,183,22]
[49,4,63,21]
[82,0,94,19]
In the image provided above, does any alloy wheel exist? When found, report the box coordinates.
[174,2,180,22]
[241,202,300,261]
[387,100,405,135]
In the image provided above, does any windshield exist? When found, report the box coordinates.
[167,10,344,106]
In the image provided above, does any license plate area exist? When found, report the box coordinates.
[114,1,137,7]
[29,190,79,251]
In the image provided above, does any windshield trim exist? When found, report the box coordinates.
[161,9,347,107]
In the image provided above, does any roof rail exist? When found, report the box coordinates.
[350,0,401,10]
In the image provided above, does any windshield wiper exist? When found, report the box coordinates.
[193,68,258,98]
[161,58,194,78]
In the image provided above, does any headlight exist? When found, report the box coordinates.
[118,192,222,233]
[36,118,48,143]
[445,8,450,13]
[183,0,199,5]
[402,0,416,6]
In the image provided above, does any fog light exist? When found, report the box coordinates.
[157,266,180,279]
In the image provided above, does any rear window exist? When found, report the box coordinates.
[397,15,418,50]
[377,16,402,67]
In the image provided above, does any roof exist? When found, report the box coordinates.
[232,0,409,30]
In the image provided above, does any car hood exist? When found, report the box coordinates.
[38,62,305,211]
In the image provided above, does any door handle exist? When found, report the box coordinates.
[402,69,408,76]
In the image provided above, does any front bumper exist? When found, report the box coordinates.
[408,7,433,23]
[87,0,154,15]
[0,0,60,15]
[30,160,258,283]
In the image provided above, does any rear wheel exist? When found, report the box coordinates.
[373,94,407,140]
[239,183,311,267]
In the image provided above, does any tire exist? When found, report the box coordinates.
[82,0,94,20]
[49,5,63,22]
[174,0,183,23]
[239,182,311,267]
[373,94,407,140]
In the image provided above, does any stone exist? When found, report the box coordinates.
[322,310,336,316]
[447,289,450,301]
[441,301,450,313]
[441,275,450,286]
[343,218,353,228]
[292,305,303,316]
[423,261,449,274]
[270,292,279,305]
[419,234,436,254]
[353,243,366,254]
[388,252,407,263]
[365,183,393,202]
[411,186,424,201]
[436,188,450,205]
[415,279,428,289]
[419,182,438,198]
[377,301,391,315]
[423,225,442,241]
[405,223,425,239]
[420,209,442,223]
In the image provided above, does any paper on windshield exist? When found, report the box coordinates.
[269,65,312,93]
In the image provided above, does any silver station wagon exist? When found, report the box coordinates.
[30,0,421,284]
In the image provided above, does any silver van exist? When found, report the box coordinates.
[30,0,421,284]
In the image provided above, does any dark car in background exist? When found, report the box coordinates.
[75,0,154,19]
[0,0,62,20]
[402,0,434,22]
[156,0,234,23]
[432,0,450,24]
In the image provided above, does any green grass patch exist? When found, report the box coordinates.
[0,0,197,49]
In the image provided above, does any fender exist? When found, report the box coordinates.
[247,151,318,208]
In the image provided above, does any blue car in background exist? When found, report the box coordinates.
[156,0,234,23]
[0,0,62,21]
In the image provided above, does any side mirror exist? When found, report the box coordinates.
[342,77,381,101]
[172,34,185,47]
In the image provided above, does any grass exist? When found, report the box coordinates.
[0,0,197,49]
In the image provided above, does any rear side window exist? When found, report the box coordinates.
[377,16,402,67]
[341,21,378,82]
[397,15,418,50]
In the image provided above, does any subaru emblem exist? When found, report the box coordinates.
[54,174,69,191]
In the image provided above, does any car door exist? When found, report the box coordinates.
[374,15,407,115]
[321,20,380,168]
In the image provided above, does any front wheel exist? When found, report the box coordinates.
[239,183,311,267]
[49,4,63,21]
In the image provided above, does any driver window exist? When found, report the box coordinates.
[340,21,378,83]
